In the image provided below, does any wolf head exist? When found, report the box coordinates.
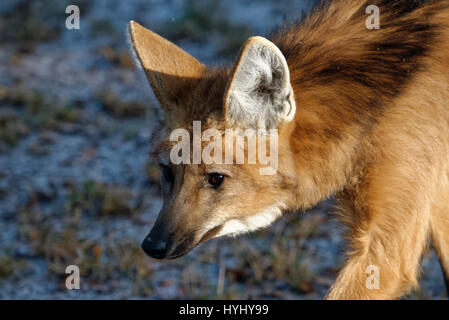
[129,21,298,259]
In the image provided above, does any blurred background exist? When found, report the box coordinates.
[0,0,447,299]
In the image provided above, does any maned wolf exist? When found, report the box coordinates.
[128,0,449,299]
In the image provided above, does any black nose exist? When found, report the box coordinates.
[141,237,168,259]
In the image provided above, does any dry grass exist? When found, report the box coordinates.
[0,111,30,146]
[15,181,153,293]
[224,213,325,295]
[98,46,135,68]
[0,254,27,279]
[0,85,82,147]
[98,90,147,118]
[67,179,140,217]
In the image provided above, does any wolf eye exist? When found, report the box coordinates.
[208,173,224,189]
[160,164,174,183]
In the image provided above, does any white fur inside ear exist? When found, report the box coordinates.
[214,203,285,238]
[225,37,296,129]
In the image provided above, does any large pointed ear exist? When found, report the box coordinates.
[128,21,206,110]
[224,36,296,129]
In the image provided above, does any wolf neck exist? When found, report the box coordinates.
[271,0,441,209]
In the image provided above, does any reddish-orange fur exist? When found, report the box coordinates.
[130,0,449,299]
